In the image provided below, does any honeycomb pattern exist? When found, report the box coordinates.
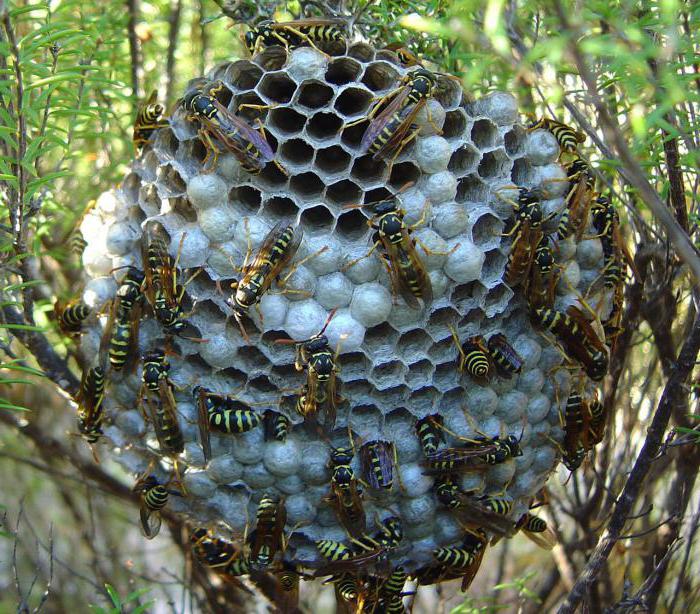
[78,41,611,576]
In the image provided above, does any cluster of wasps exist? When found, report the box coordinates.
[53,18,632,612]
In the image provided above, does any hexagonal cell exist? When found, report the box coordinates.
[441,386,467,410]
[263,196,299,219]
[363,188,392,207]
[433,361,459,390]
[363,321,399,355]
[472,212,503,245]
[456,174,488,203]
[256,162,288,189]
[326,57,362,85]
[471,118,498,149]
[157,165,185,196]
[427,306,460,337]
[458,307,485,330]
[340,351,370,380]
[347,42,375,63]
[371,359,407,389]
[362,62,400,92]
[218,366,249,389]
[341,119,369,149]
[377,384,411,409]
[122,172,141,203]
[307,112,343,140]
[427,335,454,362]
[504,125,526,156]
[280,138,315,166]
[350,154,387,185]
[170,196,197,223]
[483,283,511,316]
[297,81,334,110]
[268,107,306,135]
[335,209,369,240]
[442,109,468,139]
[511,158,532,185]
[154,127,179,158]
[290,172,324,199]
[397,329,433,359]
[326,179,362,207]
[225,60,264,90]
[434,76,464,109]
[139,184,160,216]
[179,138,207,166]
[448,145,480,176]
[478,149,511,179]
[334,87,373,117]
[409,386,440,414]
[232,92,270,123]
[315,145,351,175]
[388,162,420,190]
[300,205,335,232]
[248,374,277,394]
[253,47,288,71]
[407,359,434,388]
[192,298,225,321]
[257,72,296,104]
[480,248,507,285]
[230,185,262,213]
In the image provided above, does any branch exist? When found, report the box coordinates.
[125,0,142,99]
[557,312,700,613]
[165,0,183,108]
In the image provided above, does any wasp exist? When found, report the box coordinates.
[244,19,345,55]
[132,470,181,539]
[54,300,91,336]
[528,117,585,153]
[487,333,523,378]
[514,513,556,550]
[379,567,408,613]
[275,562,301,613]
[587,398,606,447]
[194,385,262,462]
[449,326,493,385]
[133,90,168,152]
[554,156,595,242]
[263,409,289,442]
[228,221,316,342]
[190,528,251,577]
[415,414,445,456]
[103,267,145,372]
[326,446,366,538]
[423,434,522,474]
[526,236,557,311]
[384,42,423,66]
[142,221,203,339]
[247,493,287,571]
[353,69,439,164]
[360,440,396,490]
[333,574,359,603]
[501,188,544,288]
[76,365,105,460]
[433,529,487,592]
[182,80,280,174]
[532,305,609,381]
[276,309,341,430]
[344,195,433,309]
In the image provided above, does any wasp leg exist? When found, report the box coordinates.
[384,127,420,171]
[197,128,221,173]
[340,241,380,272]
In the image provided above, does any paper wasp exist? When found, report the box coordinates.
[182,80,280,174]
[76,365,105,460]
[433,529,487,592]
[190,528,251,577]
[343,194,434,309]
[528,117,585,154]
[275,562,302,613]
[384,42,423,67]
[194,385,262,462]
[276,309,341,430]
[532,305,609,381]
[423,434,523,474]
[487,333,523,378]
[244,19,346,55]
[352,68,439,164]
[415,414,445,456]
[132,469,182,539]
[326,446,366,538]
[54,299,91,336]
[102,267,144,372]
[554,156,595,242]
[526,236,557,311]
[360,440,397,490]
[378,567,408,613]
[263,409,289,442]
[247,493,287,571]
[514,513,556,550]
[501,188,544,288]
[133,90,168,152]
[449,326,493,385]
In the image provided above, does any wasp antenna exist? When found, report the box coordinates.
[341,202,367,210]
[318,308,338,336]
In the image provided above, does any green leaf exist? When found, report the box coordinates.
[104,584,121,608]
[0,399,31,412]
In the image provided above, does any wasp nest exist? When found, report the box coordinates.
[77,40,608,586]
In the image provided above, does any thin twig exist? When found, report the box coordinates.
[125,0,142,100]
[165,0,183,109]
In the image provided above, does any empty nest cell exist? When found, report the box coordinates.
[334,87,374,117]
[371,360,407,389]
[225,60,264,90]
[361,61,400,92]
[326,57,363,85]
[300,205,335,232]
[280,139,315,166]
[511,158,533,185]
[347,42,375,62]
[478,149,510,179]
[335,208,369,240]
[442,109,468,139]
[257,72,296,104]
[264,195,299,219]
[325,179,362,207]
[456,174,489,203]
[471,118,499,149]
[268,107,306,135]
[351,155,388,185]
[315,145,351,175]
[297,81,334,110]
[504,126,526,156]
[289,172,325,199]
[307,112,344,140]
[230,185,262,213]
[388,161,420,189]
[448,144,480,176]
[363,321,400,355]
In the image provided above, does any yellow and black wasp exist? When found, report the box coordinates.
[244,19,346,55]
[513,513,556,550]
[132,469,182,539]
[554,156,595,242]
[487,333,523,378]
[75,365,105,461]
[344,195,433,309]
[274,562,302,613]
[54,299,91,336]
[384,42,423,67]
[247,493,287,571]
[449,326,493,385]
[502,188,544,288]
[433,529,487,592]
[102,267,145,372]
[276,309,341,430]
[190,528,251,577]
[528,117,586,154]
[326,446,366,538]
[360,440,396,490]
[423,433,523,475]
[194,385,262,462]
[133,90,168,153]
[415,414,445,456]
[526,236,557,311]
[378,567,408,613]
[263,409,289,442]
[182,80,280,174]
[532,305,609,381]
